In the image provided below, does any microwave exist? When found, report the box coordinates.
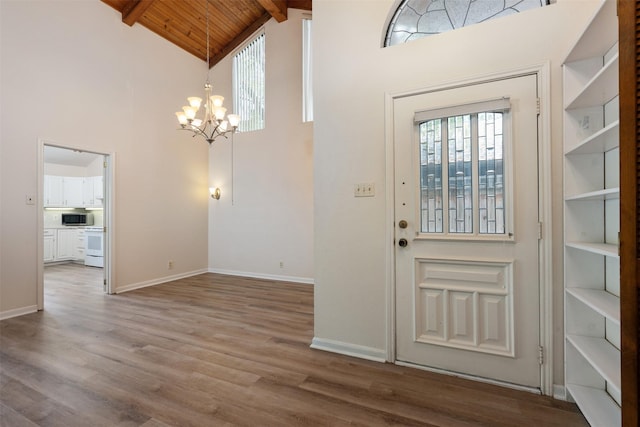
[61,213,94,226]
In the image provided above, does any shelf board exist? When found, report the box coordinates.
[565,120,619,155]
[565,54,618,110]
[566,288,620,324]
[565,187,619,201]
[567,334,621,394]
[565,242,618,258]
[566,384,621,427]
[564,0,618,63]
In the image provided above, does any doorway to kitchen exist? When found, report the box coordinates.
[37,141,113,310]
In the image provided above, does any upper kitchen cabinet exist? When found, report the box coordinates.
[43,175,64,206]
[83,176,103,208]
[44,175,103,208]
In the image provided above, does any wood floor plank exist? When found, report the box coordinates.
[0,264,587,426]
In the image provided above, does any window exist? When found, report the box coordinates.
[302,18,313,122]
[416,99,510,237]
[385,0,550,47]
[233,32,265,132]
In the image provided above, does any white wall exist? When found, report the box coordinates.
[312,0,600,387]
[1,0,210,316]
[207,9,314,283]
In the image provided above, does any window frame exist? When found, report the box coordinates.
[413,99,515,242]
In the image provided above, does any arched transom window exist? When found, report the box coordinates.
[385,0,550,47]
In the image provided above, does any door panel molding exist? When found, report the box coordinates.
[415,258,514,357]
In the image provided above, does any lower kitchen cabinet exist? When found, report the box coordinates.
[44,228,85,263]
[75,229,85,260]
[43,229,56,262]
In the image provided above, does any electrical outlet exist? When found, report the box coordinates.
[279,261,284,269]
[168,260,174,269]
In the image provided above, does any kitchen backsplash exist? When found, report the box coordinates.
[44,209,104,228]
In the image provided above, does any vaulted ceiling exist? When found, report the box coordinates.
[101,0,312,67]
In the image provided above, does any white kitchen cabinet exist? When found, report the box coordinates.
[563,1,620,426]
[56,228,77,261]
[43,175,64,207]
[43,229,56,262]
[45,174,104,208]
[63,177,84,207]
[83,176,103,207]
[74,228,86,260]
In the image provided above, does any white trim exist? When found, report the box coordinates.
[0,305,38,321]
[537,61,554,397]
[37,139,116,302]
[384,62,554,395]
[385,91,396,363]
[396,360,542,395]
[115,269,209,294]
[208,268,314,285]
[310,337,387,363]
[414,97,510,122]
[553,384,568,401]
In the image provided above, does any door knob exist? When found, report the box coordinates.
[398,238,408,247]
[398,220,408,229]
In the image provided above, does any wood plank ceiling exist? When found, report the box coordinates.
[101,0,312,67]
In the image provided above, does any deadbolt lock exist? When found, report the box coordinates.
[398,220,408,229]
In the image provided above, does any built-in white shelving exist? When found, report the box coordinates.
[566,288,620,323]
[567,384,622,427]
[563,1,621,425]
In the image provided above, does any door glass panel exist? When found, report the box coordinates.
[448,115,472,233]
[418,110,507,237]
[420,119,443,233]
[478,112,505,234]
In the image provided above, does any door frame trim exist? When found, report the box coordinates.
[37,139,116,309]
[384,62,553,396]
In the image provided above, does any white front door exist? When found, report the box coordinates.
[394,74,541,388]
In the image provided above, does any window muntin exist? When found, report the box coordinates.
[385,0,549,47]
[418,106,509,238]
[233,32,265,132]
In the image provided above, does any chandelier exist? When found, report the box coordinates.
[175,2,239,144]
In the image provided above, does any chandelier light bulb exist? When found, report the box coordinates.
[176,112,188,125]
[187,97,202,109]
[182,106,197,120]
[192,119,203,127]
[214,107,227,121]
[227,114,240,128]
[210,95,224,108]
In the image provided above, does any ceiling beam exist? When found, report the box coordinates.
[256,0,288,23]
[122,0,156,26]
[288,0,312,10]
[209,12,272,68]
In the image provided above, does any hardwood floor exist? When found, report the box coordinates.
[0,264,586,426]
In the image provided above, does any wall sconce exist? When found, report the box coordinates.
[210,187,221,200]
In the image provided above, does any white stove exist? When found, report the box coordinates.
[85,226,104,267]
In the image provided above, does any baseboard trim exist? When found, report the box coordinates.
[0,305,38,320]
[115,269,209,294]
[395,360,542,395]
[553,384,567,401]
[208,268,314,285]
[310,337,387,363]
